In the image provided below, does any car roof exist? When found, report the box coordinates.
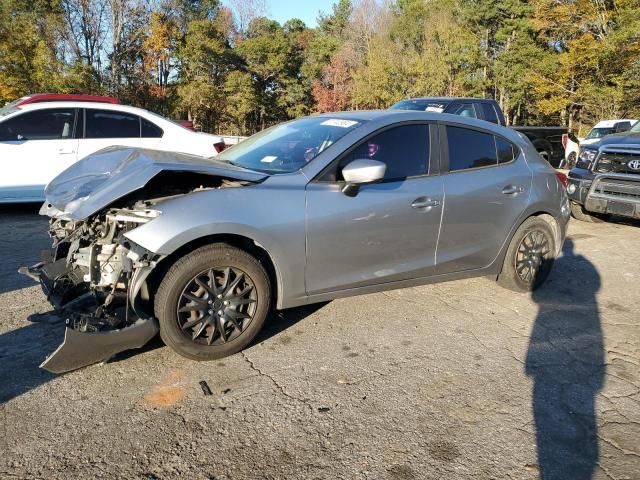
[12,101,168,122]
[13,93,119,106]
[593,119,638,128]
[394,97,494,103]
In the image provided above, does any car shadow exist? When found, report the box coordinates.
[604,215,640,228]
[526,239,604,479]
[254,302,330,344]
[0,203,50,294]
[0,321,65,404]
[109,302,331,365]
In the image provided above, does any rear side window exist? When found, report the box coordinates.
[0,109,75,141]
[481,103,499,124]
[337,124,430,181]
[141,118,163,138]
[447,127,496,170]
[86,109,140,138]
[447,126,517,171]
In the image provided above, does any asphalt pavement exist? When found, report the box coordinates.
[1,207,638,479]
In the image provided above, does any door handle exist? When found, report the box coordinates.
[57,148,76,155]
[412,197,440,209]
[502,185,524,195]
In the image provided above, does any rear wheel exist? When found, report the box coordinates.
[154,244,271,360]
[570,201,609,223]
[498,217,556,292]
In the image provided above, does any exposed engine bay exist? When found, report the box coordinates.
[22,167,255,374]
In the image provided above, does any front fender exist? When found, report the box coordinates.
[123,180,307,309]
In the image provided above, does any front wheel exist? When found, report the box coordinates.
[154,244,271,361]
[497,217,556,292]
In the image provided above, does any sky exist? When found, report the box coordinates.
[232,0,337,28]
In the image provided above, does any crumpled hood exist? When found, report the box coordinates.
[40,146,267,221]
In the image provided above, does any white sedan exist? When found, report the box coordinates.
[0,96,226,203]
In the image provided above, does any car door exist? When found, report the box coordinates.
[436,123,531,273]
[305,123,444,296]
[77,108,163,160]
[0,108,78,200]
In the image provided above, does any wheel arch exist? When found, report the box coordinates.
[495,210,565,278]
[143,233,282,314]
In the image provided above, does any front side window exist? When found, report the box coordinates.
[0,109,75,141]
[216,116,366,174]
[390,99,449,113]
[447,126,516,171]
[85,109,141,138]
[450,103,477,118]
[335,124,430,181]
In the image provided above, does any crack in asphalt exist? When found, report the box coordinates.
[597,434,640,458]
[240,351,314,411]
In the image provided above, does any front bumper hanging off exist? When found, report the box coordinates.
[19,260,159,374]
[40,319,159,374]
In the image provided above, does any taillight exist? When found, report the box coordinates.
[213,142,226,154]
[561,133,568,149]
[555,171,568,188]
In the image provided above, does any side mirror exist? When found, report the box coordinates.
[341,159,386,196]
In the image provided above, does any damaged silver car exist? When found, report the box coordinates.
[24,111,570,373]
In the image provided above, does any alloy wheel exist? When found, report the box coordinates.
[176,267,257,345]
[515,230,551,284]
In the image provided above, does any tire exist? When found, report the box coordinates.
[154,244,271,361]
[497,217,556,292]
[570,201,609,223]
[565,151,577,169]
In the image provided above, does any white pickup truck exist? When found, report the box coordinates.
[564,119,638,168]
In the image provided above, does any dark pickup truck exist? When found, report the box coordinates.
[566,122,640,222]
[390,97,568,168]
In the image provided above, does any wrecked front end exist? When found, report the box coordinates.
[23,206,163,373]
[21,147,265,373]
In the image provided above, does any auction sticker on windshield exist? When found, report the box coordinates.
[321,119,359,128]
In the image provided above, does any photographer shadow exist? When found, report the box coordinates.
[526,239,604,479]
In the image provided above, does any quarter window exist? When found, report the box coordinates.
[85,109,141,138]
[141,118,163,138]
[496,137,515,164]
[0,109,75,141]
[336,124,430,181]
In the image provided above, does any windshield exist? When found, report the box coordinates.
[586,127,616,139]
[390,99,449,112]
[0,102,20,118]
[631,121,640,133]
[216,116,365,173]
